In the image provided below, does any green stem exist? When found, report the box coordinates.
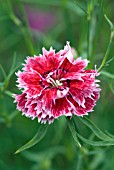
[98,15,114,72]
[97,34,113,72]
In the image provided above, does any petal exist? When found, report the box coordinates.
[67,96,95,116]
[69,88,86,108]
[16,71,44,97]
[39,114,54,124]
[69,74,98,91]
[41,46,66,73]
[69,57,89,72]
[60,57,89,73]
[14,93,27,112]
[23,47,64,75]
[23,56,45,75]
[51,97,73,118]
[40,87,69,111]
[61,72,83,81]
[26,103,37,119]
[67,89,100,116]
[16,71,41,87]
[43,48,65,72]
[59,57,73,71]
[69,72,100,107]
[58,41,74,62]
[24,87,43,98]
[41,88,57,110]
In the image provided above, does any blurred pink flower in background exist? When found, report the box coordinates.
[14,42,100,124]
[25,6,57,32]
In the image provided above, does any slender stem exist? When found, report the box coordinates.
[97,32,114,72]
[98,16,114,72]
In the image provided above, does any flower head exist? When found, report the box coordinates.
[14,42,100,124]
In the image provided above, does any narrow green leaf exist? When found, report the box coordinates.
[104,14,114,30]
[105,131,114,140]
[79,117,113,141]
[77,133,114,146]
[67,118,81,148]
[98,15,114,72]
[7,54,19,81]
[101,71,114,79]
[15,125,48,154]
[4,90,13,98]
[0,65,6,79]
[105,56,114,64]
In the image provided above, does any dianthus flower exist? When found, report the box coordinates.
[14,42,100,124]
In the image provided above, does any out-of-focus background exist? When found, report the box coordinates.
[0,0,114,170]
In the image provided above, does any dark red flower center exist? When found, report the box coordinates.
[40,68,69,90]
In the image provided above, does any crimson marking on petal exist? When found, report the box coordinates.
[51,97,73,118]
[59,57,89,76]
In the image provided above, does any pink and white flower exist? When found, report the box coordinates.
[14,42,100,124]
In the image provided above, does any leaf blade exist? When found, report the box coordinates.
[67,118,81,148]
[77,133,114,146]
[101,71,114,79]
[15,125,48,154]
[79,117,113,141]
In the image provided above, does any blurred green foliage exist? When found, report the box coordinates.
[0,0,114,170]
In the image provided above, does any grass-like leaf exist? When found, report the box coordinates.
[98,15,114,72]
[4,90,13,98]
[79,117,113,141]
[15,125,48,154]
[7,54,19,81]
[77,133,114,146]
[104,14,114,31]
[105,131,114,140]
[101,71,114,79]
[67,118,81,148]
[0,65,7,79]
